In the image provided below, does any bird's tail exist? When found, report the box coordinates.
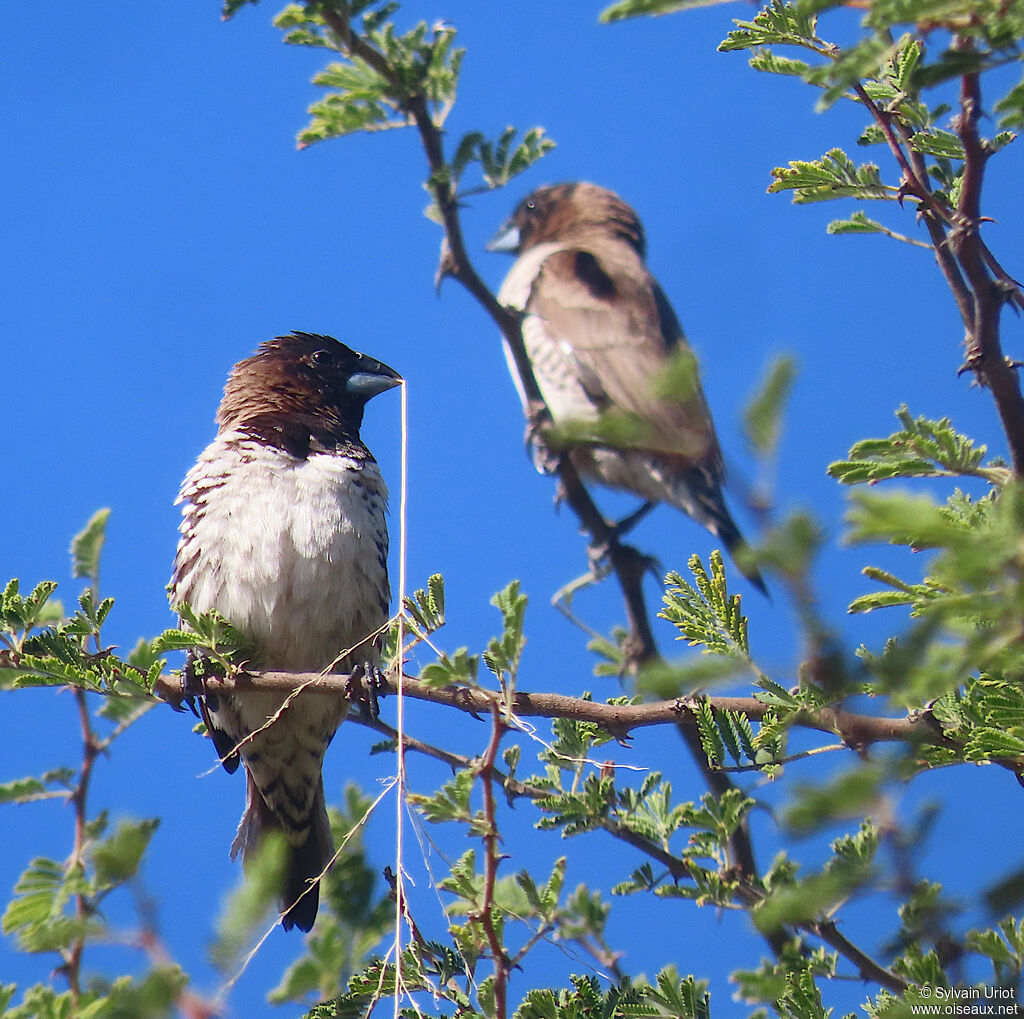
[231,771,334,933]
[673,469,768,598]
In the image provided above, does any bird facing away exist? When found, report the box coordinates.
[170,332,401,932]
[488,182,765,595]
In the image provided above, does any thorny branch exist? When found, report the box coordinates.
[950,45,1024,473]
[853,53,1024,474]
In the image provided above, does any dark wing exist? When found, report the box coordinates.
[528,245,724,474]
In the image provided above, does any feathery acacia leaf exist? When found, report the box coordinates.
[70,509,110,587]
[768,148,892,203]
[660,552,750,659]
[828,406,1007,485]
[744,355,797,457]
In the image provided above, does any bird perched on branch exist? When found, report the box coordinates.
[170,332,401,932]
[488,182,765,595]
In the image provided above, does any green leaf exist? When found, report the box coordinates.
[158,605,252,668]
[827,209,888,235]
[908,128,966,160]
[785,765,886,833]
[756,510,824,579]
[419,646,479,687]
[636,655,746,699]
[222,0,258,19]
[285,16,468,147]
[0,579,63,639]
[744,355,798,457]
[769,148,892,204]
[845,489,972,553]
[720,0,820,53]
[694,698,725,766]
[601,0,726,22]
[70,509,111,586]
[660,552,751,659]
[210,833,288,971]
[756,867,865,931]
[816,33,901,109]
[748,49,813,78]
[400,573,446,636]
[647,966,712,1019]
[483,580,528,686]
[408,769,485,832]
[476,126,556,191]
[995,76,1024,129]
[828,405,1004,484]
[0,776,49,806]
[849,566,947,616]
[90,818,159,890]
[2,858,66,935]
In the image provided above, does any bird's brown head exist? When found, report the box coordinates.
[487,182,646,258]
[217,332,402,455]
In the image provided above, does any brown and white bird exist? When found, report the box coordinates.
[170,332,401,932]
[488,182,765,594]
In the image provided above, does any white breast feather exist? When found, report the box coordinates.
[173,432,389,673]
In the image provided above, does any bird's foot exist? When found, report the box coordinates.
[180,653,226,717]
[586,538,661,587]
[526,402,559,476]
[584,541,616,580]
[346,663,388,723]
[583,504,656,566]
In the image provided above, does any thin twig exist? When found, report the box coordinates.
[811,919,909,995]
[477,705,510,1019]
[63,688,101,1005]
[853,83,975,326]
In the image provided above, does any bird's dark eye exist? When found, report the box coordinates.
[310,349,331,366]
[526,200,536,212]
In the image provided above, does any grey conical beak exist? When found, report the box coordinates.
[486,221,521,254]
[347,353,403,399]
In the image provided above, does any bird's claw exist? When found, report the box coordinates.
[180,655,210,717]
[525,403,559,476]
[585,542,615,579]
[586,539,660,586]
[346,662,388,722]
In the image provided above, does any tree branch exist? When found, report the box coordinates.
[811,919,910,996]
[950,47,1024,475]
[851,82,974,326]
[151,671,959,754]
[852,56,1024,475]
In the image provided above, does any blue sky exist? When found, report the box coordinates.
[3,1,1023,1015]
